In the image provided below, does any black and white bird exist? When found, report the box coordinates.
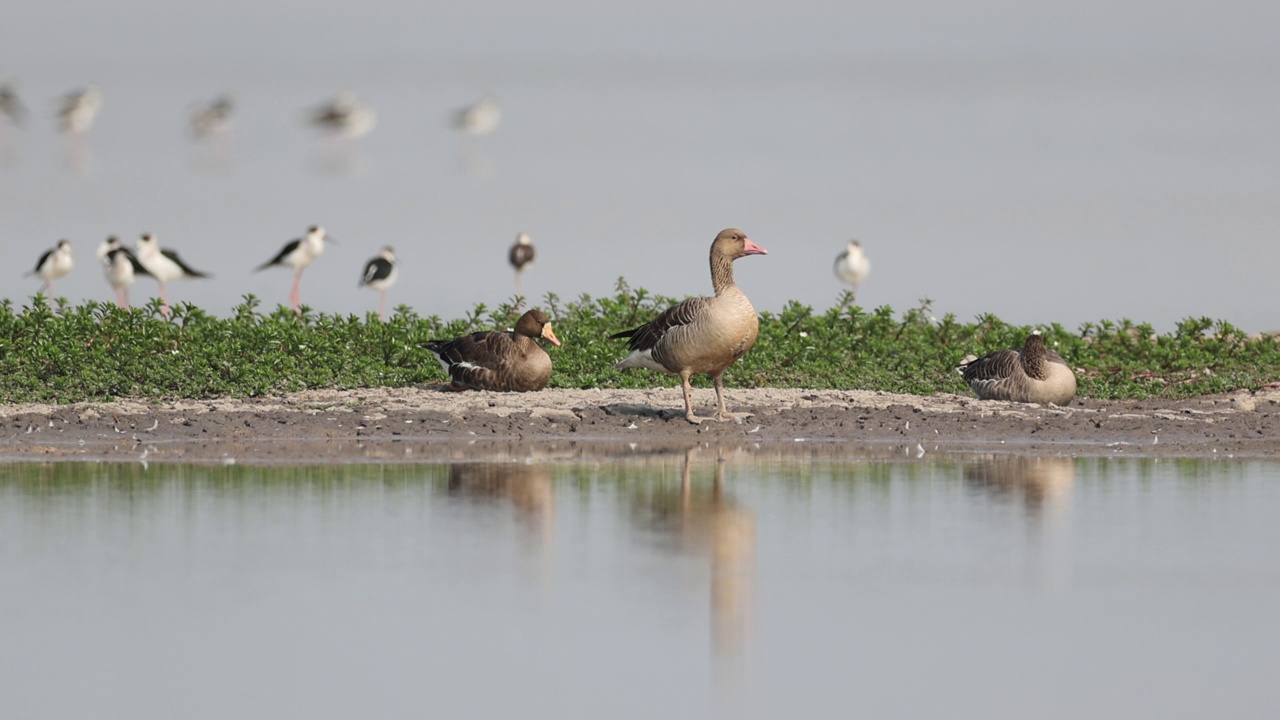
[190,94,234,138]
[99,236,150,309]
[27,239,74,296]
[359,246,397,321]
[833,240,870,298]
[454,97,501,136]
[0,83,26,125]
[310,91,376,138]
[508,232,535,297]
[255,225,333,313]
[135,233,211,317]
[57,86,103,134]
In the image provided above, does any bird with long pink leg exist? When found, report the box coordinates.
[359,246,397,321]
[98,236,150,308]
[256,225,333,313]
[27,239,74,297]
[135,233,211,317]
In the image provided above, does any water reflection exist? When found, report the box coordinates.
[630,450,755,670]
[963,455,1075,515]
[446,461,555,563]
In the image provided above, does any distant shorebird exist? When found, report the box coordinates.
[190,94,234,138]
[0,83,26,125]
[957,332,1078,406]
[255,225,333,313]
[135,233,211,317]
[99,236,150,308]
[359,246,398,321]
[310,91,376,138]
[27,239,74,296]
[509,232,535,297]
[57,86,103,134]
[833,240,870,298]
[454,97,501,136]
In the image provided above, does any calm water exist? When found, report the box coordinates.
[2,451,1278,719]
[2,4,1279,329]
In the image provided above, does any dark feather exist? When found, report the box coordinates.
[256,238,301,271]
[161,248,211,278]
[29,248,54,275]
[425,331,519,390]
[509,243,535,271]
[610,297,710,353]
[361,257,394,285]
[959,349,1022,384]
[106,248,152,276]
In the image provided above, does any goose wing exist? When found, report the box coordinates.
[610,296,710,353]
[425,330,517,389]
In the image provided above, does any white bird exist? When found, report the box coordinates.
[100,236,150,309]
[310,91,376,138]
[190,94,234,138]
[27,239,74,296]
[454,97,501,136]
[135,233,211,317]
[255,225,333,313]
[57,86,103,134]
[508,232,535,297]
[359,246,398,321]
[833,240,870,296]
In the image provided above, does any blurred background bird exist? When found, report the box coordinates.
[508,231,535,299]
[255,225,333,313]
[0,83,26,125]
[833,239,870,303]
[310,91,376,138]
[56,86,103,134]
[454,96,501,137]
[359,246,398,321]
[190,94,234,139]
[99,236,150,309]
[27,239,74,296]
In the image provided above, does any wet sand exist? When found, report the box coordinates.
[2,386,1278,463]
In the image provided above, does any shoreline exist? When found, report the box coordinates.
[1,386,1277,463]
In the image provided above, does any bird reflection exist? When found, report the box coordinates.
[963,456,1075,516]
[633,450,755,667]
[447,462,555,554]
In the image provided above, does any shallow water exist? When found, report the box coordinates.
[2,451,1278,719]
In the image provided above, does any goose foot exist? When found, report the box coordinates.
[715,411,753,423]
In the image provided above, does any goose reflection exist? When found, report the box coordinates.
[963,456,1075,516]
[447,462,555,552]
[632,450,755,665]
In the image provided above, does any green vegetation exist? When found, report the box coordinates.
[2,283,1277,404]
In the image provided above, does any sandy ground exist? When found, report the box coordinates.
[1,385,1278,463]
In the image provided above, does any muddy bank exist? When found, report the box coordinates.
[1,386,1277,463]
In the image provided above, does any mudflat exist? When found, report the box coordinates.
[2,386,1278,463]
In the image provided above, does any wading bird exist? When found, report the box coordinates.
[310,91,376,138]
[454,96,501,136]
[359,246,397,321]
[255,225,333,313]
[135,233,211,317]
[99,236,150,308]
[612,228,767,424]
[27,239,74,296]
[833,239,870,298]
[509,232,535,297]
[57,86,103,134]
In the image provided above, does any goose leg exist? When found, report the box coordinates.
[682,372,711,424]
[713,374,752,422]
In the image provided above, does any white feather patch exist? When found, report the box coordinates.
[615,349,668,373]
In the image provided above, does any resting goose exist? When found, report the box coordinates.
[256,225,332,313]
[27,239,74,296]
[425,309,561,392]
[958,332,1077,405]
[359,246,397,321]
[508,232,535,297]
[612,228,768,424]
[833,240,870,295]
[135,233,211,317]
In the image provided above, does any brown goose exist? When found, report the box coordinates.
[957,332,1077,405]
[612,228,768,424]
[425,309,561,392]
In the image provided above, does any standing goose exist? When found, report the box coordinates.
[612,228,768,424]
[135,233,211,317]
[958,332,1077,405]
[425,309,561,392]
[27,239,74,296]
[833,240,870,297]
[508,232,535,297]
[99,236,149,308]
[255,225,332,313]
[359,246,397,321]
